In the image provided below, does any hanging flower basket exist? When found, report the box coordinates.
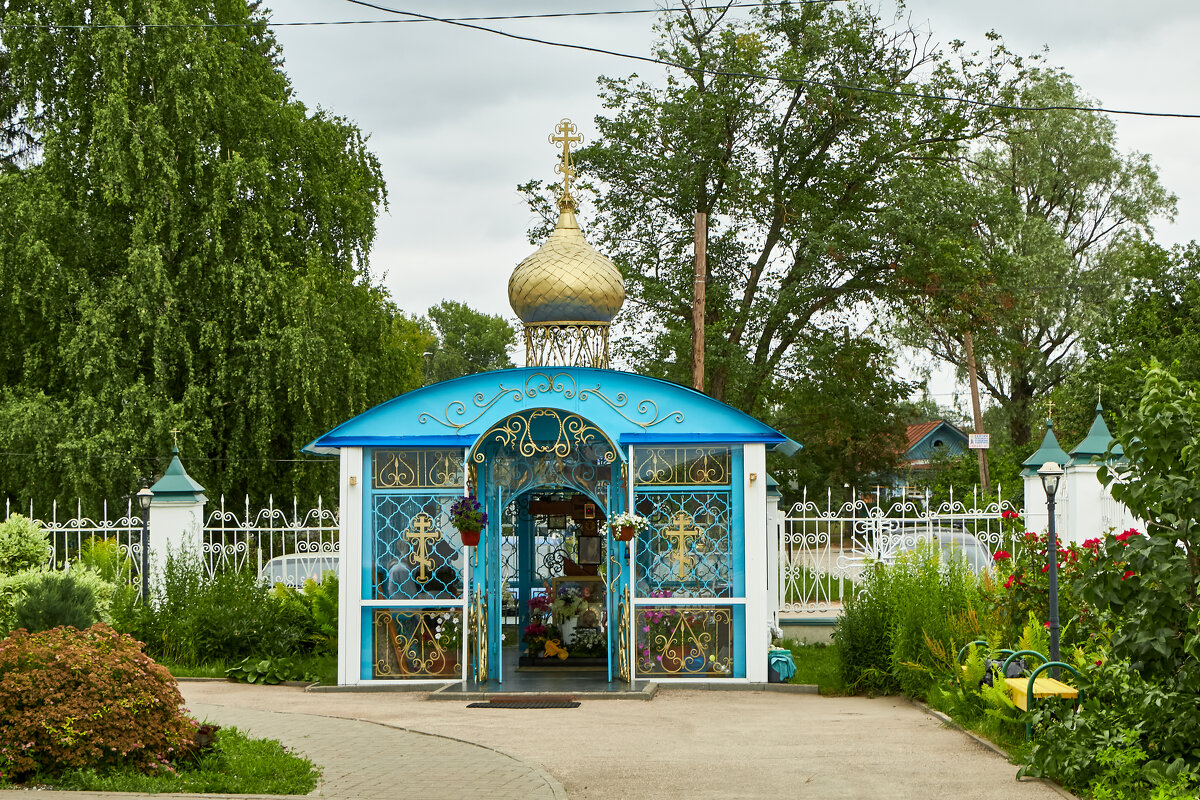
[450,495,486,547]
[610,511,649,542]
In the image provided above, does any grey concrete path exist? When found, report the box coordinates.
[178,682,1069,800]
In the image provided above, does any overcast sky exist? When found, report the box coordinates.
[270,1,1199,402]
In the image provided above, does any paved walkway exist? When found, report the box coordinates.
[0,681,1070,800]
[172,682,1068,800]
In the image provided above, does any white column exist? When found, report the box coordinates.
[743,444,769,683]
[765,490,781,624]
[147,497,204,581]
[1064,463,1102,546]
[338,447,364,685]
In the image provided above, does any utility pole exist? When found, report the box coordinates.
[963,329,991,491]
[692,211,707,392]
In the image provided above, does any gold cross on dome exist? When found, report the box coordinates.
[169,428,181,449]
[1046,398,1055,422]
[664,512,702,580]
[405,513,441,582]
[548,118,583,209]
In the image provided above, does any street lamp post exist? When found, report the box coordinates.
[136,480,154,601]
[1037,461,1064,673]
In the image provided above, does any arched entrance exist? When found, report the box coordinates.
[468,408,629,684]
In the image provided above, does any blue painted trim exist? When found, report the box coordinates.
[360,608,372,680]
[316,435,478,448]
[619,432,784,445]
[732,447,745,598]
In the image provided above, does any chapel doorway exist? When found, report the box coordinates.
[502,489,610,673]
[466,407,629,685]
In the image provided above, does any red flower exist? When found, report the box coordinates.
[1114,529,1141,545]
[1043,621,1050,629]
[993,550,1011,562]
[1042,564,1050,573]
[1001,510,1021,520]
[1004,574,1017,589]
[1095,660,1103,666]
[1082,538,1101,551]
[1122,570,1136,581]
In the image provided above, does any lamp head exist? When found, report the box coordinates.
[1037,461,1063,497]
[136,478,154,510]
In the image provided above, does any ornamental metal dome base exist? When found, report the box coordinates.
[524,322,611,369]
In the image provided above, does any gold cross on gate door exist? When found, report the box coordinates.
[664,512,702,580]
[405,513,440,582]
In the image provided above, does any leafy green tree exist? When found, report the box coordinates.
[522,1,1016,417]
[1051,241,1200,441]
[422,301,515,384]
[0,0,423,510]
[891,69,1175,446]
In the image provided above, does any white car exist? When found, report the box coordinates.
[260,554,339,588]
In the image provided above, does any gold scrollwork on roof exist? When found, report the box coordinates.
[415,372,684,432]
[373,450,464,489]
[635,447,731,485]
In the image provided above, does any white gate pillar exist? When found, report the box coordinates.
[148,447,207,582]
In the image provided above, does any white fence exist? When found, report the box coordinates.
[778,485,1022,617]
[203,495,339,582]
[3,497,145,576]
[3,496,338,586]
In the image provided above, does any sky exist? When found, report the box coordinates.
[269,1,1200,403]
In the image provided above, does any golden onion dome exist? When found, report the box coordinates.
[508,206,625,324]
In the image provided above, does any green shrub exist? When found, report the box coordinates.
[0,566,119,637]
[834,542,985,697]
[12,570,100,632]
[140,550,316,666]
[0,624,198,781]
[270,572,338,654]
[79,537,134,584]
[0,514,49,575]
[224,655,303,685]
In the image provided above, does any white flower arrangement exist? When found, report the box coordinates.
[610,511,650,532]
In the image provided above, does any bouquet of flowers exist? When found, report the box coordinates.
[610,511,650,532]
[449,495,486,532]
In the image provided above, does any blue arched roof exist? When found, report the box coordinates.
[303,367,799,456]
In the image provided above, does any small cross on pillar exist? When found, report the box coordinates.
[405,513,441,582]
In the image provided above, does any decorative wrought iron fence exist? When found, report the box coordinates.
[202,495,339,582]
[778,485,1023,617]
[2,498,145,580]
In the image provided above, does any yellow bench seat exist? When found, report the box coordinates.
[1004,676,1079,711]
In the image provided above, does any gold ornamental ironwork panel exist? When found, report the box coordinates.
[634,447,731,486]
[373,449,464,489]
[634,606,733,677]
[524,322,611,369]
[471,588,488,683]
[473,408,616,464]
[372,608,463,679]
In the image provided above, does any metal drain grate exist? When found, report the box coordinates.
[468,696,580,709]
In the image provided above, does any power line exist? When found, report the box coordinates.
[0,3,827,30]
[342,0,1200,121]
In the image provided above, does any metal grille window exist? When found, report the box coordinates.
[633,491,732,598]
[634,605,734,677]
[373,449,464,489]
[371,494,464,601]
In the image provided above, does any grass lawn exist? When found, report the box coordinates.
[38,726,320,795]
[783,639,846,694]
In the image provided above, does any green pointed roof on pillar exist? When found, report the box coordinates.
[150,446,207,502]
[1069,403,1124,464]
[1021,419,1070,476]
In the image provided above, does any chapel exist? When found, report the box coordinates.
[306,120,797,687]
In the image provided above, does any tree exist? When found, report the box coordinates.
[422,301,515,384]
[891,69,1175,446]
[522,1,1016,419]
[0,0,423,510]
[1050,241,1200,444]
